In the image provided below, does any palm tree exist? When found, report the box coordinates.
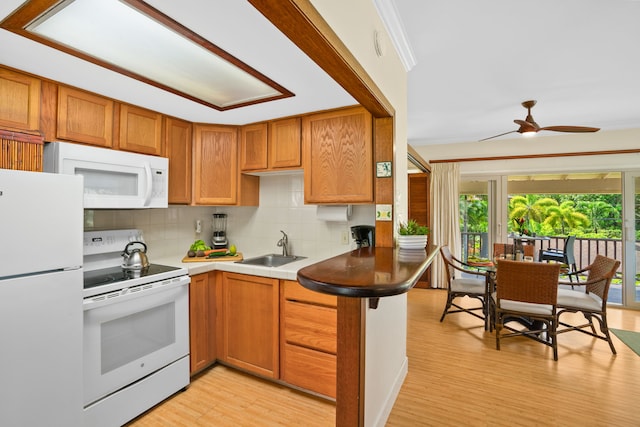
[509,195,558,234]
[576,200,619,233]
[544,200,590,234]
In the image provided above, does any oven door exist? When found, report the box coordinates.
[82,276,189,406]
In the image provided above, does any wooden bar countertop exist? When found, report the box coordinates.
[297,245,439,298]
[296,244,439,427]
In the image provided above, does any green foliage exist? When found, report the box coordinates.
[543,200,590,234]
[460,191,629,240]
[509,195,558,234]
[460,195,488,232]
[575,200,620,233]
[399,219,429,235]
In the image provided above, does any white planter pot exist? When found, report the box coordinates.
[397,235,428,249]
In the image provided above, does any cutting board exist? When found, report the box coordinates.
[181,252,243,263]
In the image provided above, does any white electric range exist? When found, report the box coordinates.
[82,229,190,427]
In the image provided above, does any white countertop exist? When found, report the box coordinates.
[153,251,327,281]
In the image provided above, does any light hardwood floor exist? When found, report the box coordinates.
[128,289,640,426]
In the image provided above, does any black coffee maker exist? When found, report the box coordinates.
[351,225,375,248]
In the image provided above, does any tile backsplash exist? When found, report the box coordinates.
[86,173,375,259]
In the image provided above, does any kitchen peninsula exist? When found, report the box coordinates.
[297,245,439,427]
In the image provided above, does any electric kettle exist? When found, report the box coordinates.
[121,241,150,270]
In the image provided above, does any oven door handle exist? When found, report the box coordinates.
[83,276,189,310]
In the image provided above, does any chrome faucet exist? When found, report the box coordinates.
[277,230,289,256]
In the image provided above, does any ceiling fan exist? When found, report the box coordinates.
[479,100,600,141]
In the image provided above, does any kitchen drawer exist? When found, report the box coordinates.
[283,280,336,307]
[283,300,336,354]
[282,343,336,398]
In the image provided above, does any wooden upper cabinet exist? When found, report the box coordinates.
[268,117,301,169]
[303,106,373,204]
[57,86,113,147]
[0,67,41,132]
[165,117,192,204]
[193,124,239,205]
[118,104,163,155]
[240,122,268,171]
[193,124,259,206]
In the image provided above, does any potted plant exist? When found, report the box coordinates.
[397,219,429,249]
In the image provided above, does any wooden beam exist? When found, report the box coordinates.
[248,0,394,119]
[429,148,640,164]
[375,117,394,248]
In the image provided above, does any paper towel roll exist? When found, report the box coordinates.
[316,205,352,222]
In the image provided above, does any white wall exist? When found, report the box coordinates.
[86,173,375,259]
[309,1,410,426]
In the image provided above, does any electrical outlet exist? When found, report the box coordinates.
[195,219,202,234]
[341,230,349,245]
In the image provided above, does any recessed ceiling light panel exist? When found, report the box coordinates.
[2,0,294,110]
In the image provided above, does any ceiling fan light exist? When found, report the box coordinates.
[522,131,537,137]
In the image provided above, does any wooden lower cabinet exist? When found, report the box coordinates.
[280,280,337,398]
[191,273,336,396]
[221,272,280,378]
[189,272,217,375]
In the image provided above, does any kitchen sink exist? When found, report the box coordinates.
[237,254,306,267]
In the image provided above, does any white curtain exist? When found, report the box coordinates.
[430,163,460,288]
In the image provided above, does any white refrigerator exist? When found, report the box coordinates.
[0,169,84,427]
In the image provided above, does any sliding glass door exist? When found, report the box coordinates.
[459,176,505,260]
[622,172,640,308]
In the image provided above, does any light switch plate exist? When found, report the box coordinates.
[376,204,392,221]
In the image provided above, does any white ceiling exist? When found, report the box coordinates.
[395,0,640,146]
[0,0,355,125]
[2,1,639,148]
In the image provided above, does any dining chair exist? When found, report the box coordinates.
[439,246,492,330]
[492,260,562,360]
[556,254,620,354]
[539,235,577,274]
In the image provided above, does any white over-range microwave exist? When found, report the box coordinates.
[43,142,168,209]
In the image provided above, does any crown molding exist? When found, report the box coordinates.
[373,0,416,71]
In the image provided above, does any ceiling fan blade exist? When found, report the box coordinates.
[538,125,600,133]
[478,130,518,142]
[514,119,538,132]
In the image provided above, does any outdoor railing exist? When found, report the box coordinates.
[462,232,625,272]
[462,233,638,304]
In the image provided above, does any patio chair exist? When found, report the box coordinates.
[556,254,620,354]
[539,235,577,274]
[440,246,492,330]
[493,260,562,361]
[493,243,514,260]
